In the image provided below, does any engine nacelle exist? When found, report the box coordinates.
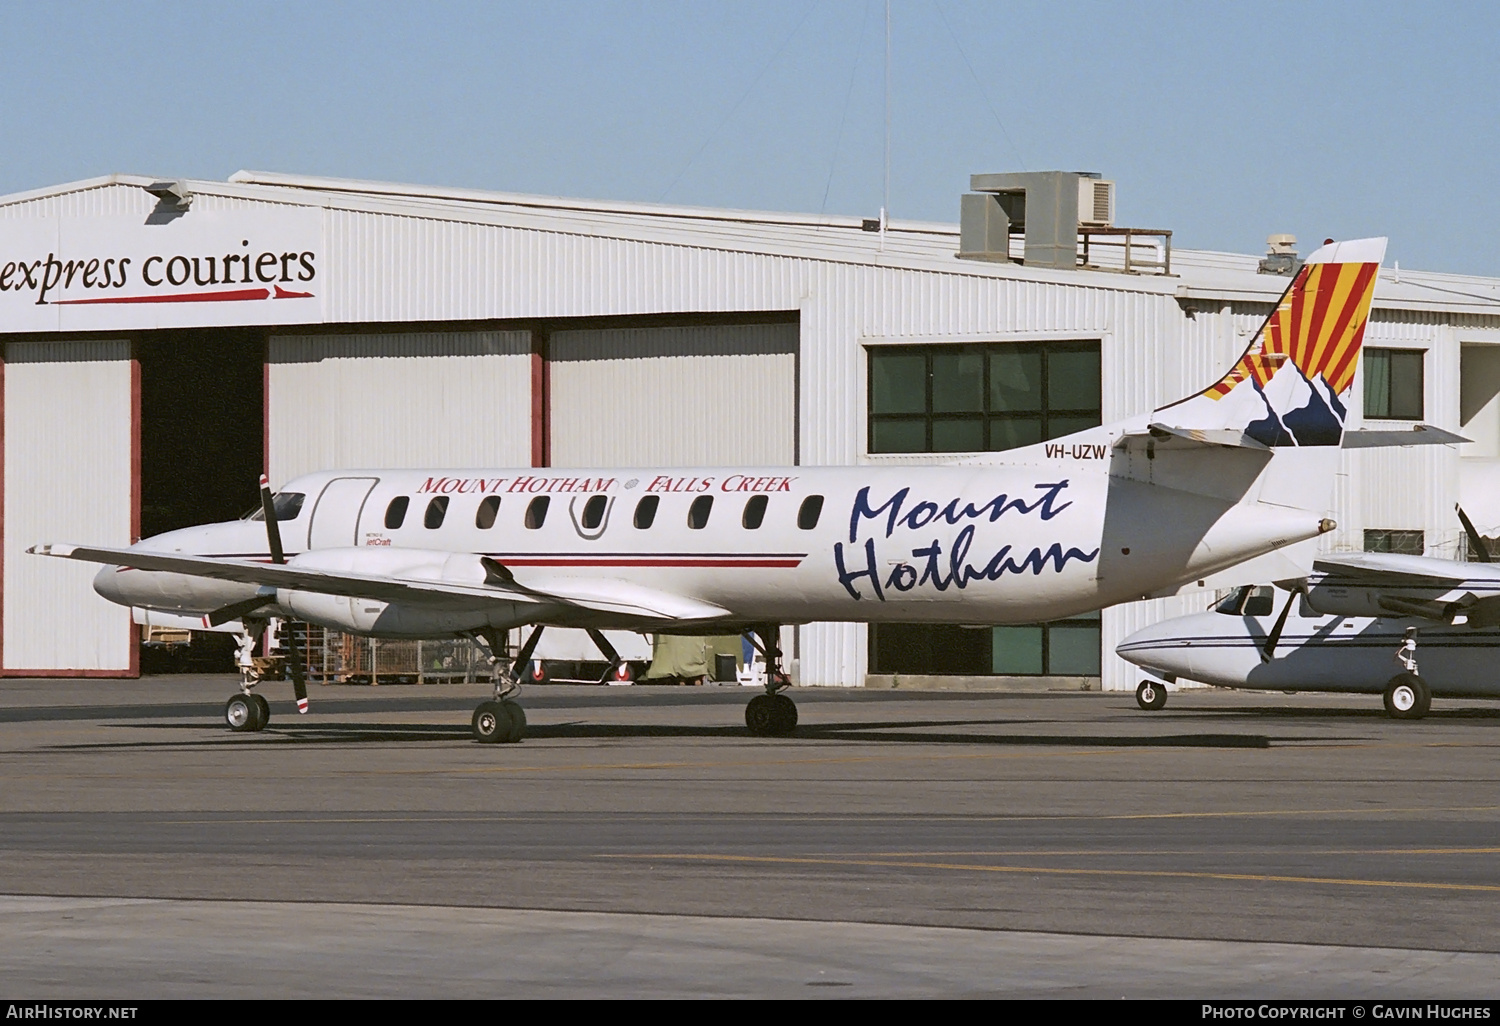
[277,547,540,638]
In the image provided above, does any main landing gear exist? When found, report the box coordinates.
[470,626,538,744]
[1384,627,1432,720]
[744,624,797,737]
[226,622,272,733]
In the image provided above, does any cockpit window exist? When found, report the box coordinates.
[246,492,305,521]
[1215,585,1275,616]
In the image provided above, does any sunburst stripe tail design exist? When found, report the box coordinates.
[1206,259,1379,401]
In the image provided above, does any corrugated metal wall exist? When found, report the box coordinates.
[3,341,134,672]
[268,331,531,486]
[549,323,797,467]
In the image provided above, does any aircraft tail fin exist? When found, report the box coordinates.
[1158,237,1386,447]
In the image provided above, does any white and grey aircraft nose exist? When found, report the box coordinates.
[92,564,126,604]
[1115,617,1199,679]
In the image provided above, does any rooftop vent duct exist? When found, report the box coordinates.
[959,171,1103,269]
[143,180,192,211]
[1258,234,1300,275]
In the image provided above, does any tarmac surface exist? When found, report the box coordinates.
[1,676,1498,998]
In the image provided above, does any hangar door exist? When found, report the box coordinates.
[549,322,797,467]
[3,341,135,673]
[268,331,532,485]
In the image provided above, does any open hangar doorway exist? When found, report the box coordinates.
[136,327,265,671]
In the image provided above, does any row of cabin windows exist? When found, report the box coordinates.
[382,492,825,532]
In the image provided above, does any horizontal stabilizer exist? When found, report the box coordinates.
[1118,424,1271,451]
[1340,424,1470,448]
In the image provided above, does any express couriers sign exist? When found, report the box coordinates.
[0,210,324,329]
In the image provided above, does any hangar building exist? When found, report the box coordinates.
[3,169,1499,687]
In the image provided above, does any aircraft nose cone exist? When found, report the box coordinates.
[93,564,127,605]
[1115,618,1194,677]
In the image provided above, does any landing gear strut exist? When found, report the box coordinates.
[225,621,271,732]
[1384,628,1431,720]
[744,624,797,737]
[471,626,538,743]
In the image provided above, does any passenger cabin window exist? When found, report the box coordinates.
[742,494,768,529]
[424,496,449,529]
[247,492,305,521]
[384,496,410,529]
[525,496,550,529]
[688,495,713,529]
[633,495,659,529]
[797,495,824,530]
[581,494,607,530]
[476,495,500,530]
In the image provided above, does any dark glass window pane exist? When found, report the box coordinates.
[525,496,549,529]
[990,418,1042,451]
[384,496,409,529]
[273,493,305,520]
[1047,624,1101,675]
[687,495,713,529]
[1389,350,1424,419]
[742,494,768,529]
[633,495,658,529]
[581,494,607,530]
[992,626,1044,674]
[475,495,500,530]
[870,353,927,414]
[1046,415,1101,440]
[1048,349,1102,411]
[871,419,927,453]
[1364,529,1424,555]
[932,351,984,412]
[1365,350,1392,418]
[989,350,1042,412]
[1243,586,1276,616]
[932,418,985,452]
[798,495,824,530]
[424,496,449,529]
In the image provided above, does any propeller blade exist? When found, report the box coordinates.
[1457,504,1491,563]
[283,619,309,713]
[1261,588,1298,663]
[259,474,286,565]
[202,593,276,628]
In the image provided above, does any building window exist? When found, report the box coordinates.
[868,341,1101,454]
[1365,529,1424,555]
[1364,348,1424,420]
[870,612,1101,677]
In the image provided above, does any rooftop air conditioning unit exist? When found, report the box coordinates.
[1078,178,1114,227]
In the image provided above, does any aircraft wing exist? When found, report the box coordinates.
[1311,552,1500,587]
[29,543,733,622]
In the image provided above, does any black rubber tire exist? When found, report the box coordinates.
[1136,680,1168,711]
[472,700,512,743]
[771,693,798,736]
[745,694,775,736]
[1383,673,1429,720]
[251,694,270,730]
[501,700,527,743]
[225,694,258,733]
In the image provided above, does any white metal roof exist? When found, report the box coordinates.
[4,170,1500,316]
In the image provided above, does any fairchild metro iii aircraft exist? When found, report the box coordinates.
[34,238,1391,743]
[1117,509,1500,720]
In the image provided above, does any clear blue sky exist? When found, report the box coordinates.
[2,1,1495,275]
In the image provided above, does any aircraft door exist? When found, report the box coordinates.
[306,477,380,550]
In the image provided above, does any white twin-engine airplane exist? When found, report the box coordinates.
[33,238,1388,743]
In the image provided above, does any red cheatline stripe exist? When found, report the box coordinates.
[51,287,273,305]
[495,558,804,564]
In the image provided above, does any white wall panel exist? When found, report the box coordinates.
[3,341,134,672]
[268,331,531,486]
[549,323,796,468]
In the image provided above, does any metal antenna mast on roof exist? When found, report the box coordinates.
[881,0,891,251]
